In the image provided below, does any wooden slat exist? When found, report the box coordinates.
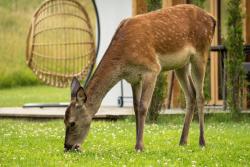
[34,27,92,37]
[172,0,187,5]
[243,0,250,109]
[33,41,94,46]
[37,1,81,17]
[162,0,173,7]
[32,49,94,60]
[165,72,175,109]
[132,0,148,16]
[162,0,187,8]
[209,0,220,105]
[245,0,250,45]
[35,12,88,27]
[34,68,85,78]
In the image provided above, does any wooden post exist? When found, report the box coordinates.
[132,0,148,15]
[210,0,217,105]
[172,0,187,5]
[245,0,250,46]
[247,0,250,109]
[163,0,187,8]
[243,0,250,109]
[209,0,223,106]
[162,0,173,7]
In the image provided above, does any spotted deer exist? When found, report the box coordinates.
[64,4,216,151]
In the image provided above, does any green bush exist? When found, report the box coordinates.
[0,70,41,88]
[0,0,43,89]
[148,72,168,122]
[146,0,162,11]
[191,0,206,8]
[225,0,245,116]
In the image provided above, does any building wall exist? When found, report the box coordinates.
[95,0,133,106]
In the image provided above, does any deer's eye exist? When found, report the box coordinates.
[76,105,82,110]
[69,122,75,127]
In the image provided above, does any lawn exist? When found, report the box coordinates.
[0,118,250,166]
[0,86,69,107]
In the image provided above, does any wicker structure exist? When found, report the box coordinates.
[26,0,96,87]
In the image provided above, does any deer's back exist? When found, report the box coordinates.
[104,4,215,74]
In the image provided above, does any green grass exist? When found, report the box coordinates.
[0,0,44,88]
[0,118,250,166]
[0,86,69,107]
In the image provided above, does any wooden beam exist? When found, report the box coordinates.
[209,0,224,106]
[243,0,250,109]
[210,0,217,105]
[165,72,175,109]
[246,0,250,109]
[217,0,222,44]
[132,0,148,16]
[162,0,187,8]
[162,0,173,7]
[245,0,250,45]
[172,0,187,5]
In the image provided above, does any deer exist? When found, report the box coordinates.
[64,4,216,152]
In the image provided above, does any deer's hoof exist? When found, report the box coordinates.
[135,144,144,152]
[179,140,187,146]
[199,139,206,147]
[199,137,206,147]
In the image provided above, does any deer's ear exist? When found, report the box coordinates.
[76,87,87,104]
[71,77,81,98]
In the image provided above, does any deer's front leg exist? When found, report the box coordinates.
[135,72,158,151]
[132,82,142,143]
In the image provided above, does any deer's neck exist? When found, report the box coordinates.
[85,58,122,115]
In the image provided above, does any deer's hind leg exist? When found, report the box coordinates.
[175,64,196,145]
[190,51,208,147]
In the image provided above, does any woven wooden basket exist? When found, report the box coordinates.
[26,0,96,87]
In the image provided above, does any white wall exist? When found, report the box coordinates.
[95,0,133,106]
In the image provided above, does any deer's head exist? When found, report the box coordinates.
[64,77,92,152]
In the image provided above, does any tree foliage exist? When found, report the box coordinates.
[225,0,245,116]
[146,0,162,11]
[148,72,168,122]
[191,0,206,8]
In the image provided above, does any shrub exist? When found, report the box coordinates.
[148,72,168,122]
[225,0,245,116]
